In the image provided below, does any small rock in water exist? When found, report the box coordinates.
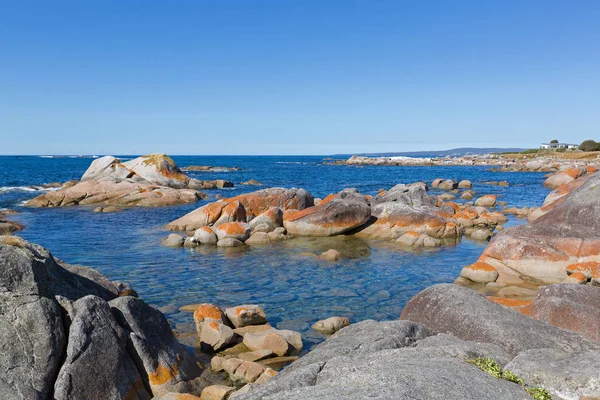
[93,206,123,213]
[458,180,472,188]
[319,249,341,261]
[217,238,245,247]
[241,179,262,186]
[470,229,493,241]
[194,226,218,245]
[475,194,497,207]
[161,233,185,247]
[312,316,351,335]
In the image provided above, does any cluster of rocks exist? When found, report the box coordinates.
[25,154,235,208]
[164,183,508,250]
[186,303,302,398]
[0,236,206,399]
[0,209,23,234]
[457,166,600,301]
[234,284,600,399]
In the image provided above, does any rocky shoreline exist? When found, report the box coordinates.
[329,153,600,172]
[3,232,600,399]
[3,155,600,399]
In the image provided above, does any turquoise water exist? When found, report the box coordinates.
[0,155,550,349]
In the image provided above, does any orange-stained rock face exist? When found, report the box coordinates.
[235,306,249,316]
[167,188,314,231]
[566,262,600,278]
[445,202,461,214]
[586,165,598,174]
[487,296,532,310]
[467,261,496,272]
[149,360,181,386]
[218,222,247,235]
[193,303,224,323]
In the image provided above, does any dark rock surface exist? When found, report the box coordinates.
[0,238,202,400]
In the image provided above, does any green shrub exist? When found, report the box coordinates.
[579,139,599,151]
[502,370,524,385]
[467,357,552,399]
[550,139,559,144]
[521,149,539,154]
[527,387,552,400]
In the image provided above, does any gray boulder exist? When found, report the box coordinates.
[54,295,150,400]
[236,324,530,400]
[505,349,600,399]
[109,296,202,395]
[400,284,600,357]
[0,294,66,400]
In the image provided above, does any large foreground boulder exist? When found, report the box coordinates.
[0,237,202,399]
[235,320,531,400]
[400,284,600,357]
[26,154,209,208]
[474,170,600,284]
[520,284,600,342]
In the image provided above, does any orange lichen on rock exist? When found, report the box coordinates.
[194,304,224,323]
[487,296,532,310]
[566,261,600,278]
[149,360,180,386]
[236,306,249,316]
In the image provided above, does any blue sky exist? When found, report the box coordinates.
[1,1,599,155]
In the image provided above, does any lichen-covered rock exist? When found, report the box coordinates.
[355,184,460,240]
[53,295,150,400]
[543,167,586,189]
[215,222,251,242]
[475,172,600,284]
[193,303,224,336]
[109,296,202,396]
[225,305,268,328]
[460,262,498,283]
[199,321,237,352]
[167,188,314,231]
[520,284,600,342]
[400,284,600,357]
[283,189,371,236]
[193,227,218,245]
[27,154,207,208]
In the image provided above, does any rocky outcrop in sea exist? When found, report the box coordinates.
[25,154,234,208]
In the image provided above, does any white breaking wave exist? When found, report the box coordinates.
[0,186,61,193]
[39,155,54,158]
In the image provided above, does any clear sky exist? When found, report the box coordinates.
[1,1,599,155]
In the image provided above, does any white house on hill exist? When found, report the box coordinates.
[540,142,579,150]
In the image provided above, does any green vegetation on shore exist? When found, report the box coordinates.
[467,357,552,400]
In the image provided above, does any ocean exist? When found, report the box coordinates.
[0,155,550,349]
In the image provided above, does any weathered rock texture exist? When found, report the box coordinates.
[26,154,210,208]
[0,237,202,399]
[470,170,600,284]
[166,188,314,232]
